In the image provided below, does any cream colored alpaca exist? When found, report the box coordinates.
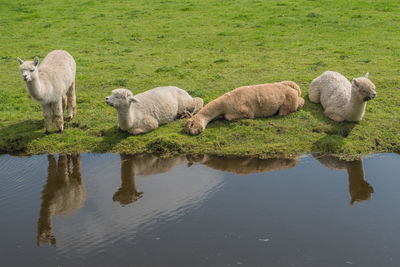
[18,50,76,133]
[37,154,86,246]
[186,154,299,175]
[113,154,186,206]
[309,71,376,122]
[106,86,203,135]
[185,81,304,135]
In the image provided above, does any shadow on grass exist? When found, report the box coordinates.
[0,119,44,154]
[93,126,130,152]
[303,93,358,153]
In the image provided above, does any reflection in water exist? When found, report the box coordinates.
[314,155,374,204]
[113,154,187,206]
[4,153,400,266]
[186,154,299,175]
[37,154,86,246]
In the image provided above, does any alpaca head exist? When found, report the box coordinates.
[37,227,56,246]
[184,117,205,135]
[17,56,39,82]
[112,188,143,206]
[352,73,377,102]
[106,88,138,109]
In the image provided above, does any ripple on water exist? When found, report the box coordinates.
[0,155,48,214]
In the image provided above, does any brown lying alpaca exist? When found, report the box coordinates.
[186,154,299,175]
[184,81,304,135]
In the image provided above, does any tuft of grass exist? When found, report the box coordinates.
[306,12,321,18]
[146,136,183,155]
[214,59,229,64]
[1,0,400,159]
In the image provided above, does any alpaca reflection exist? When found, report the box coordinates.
[314,155,374,204]
[186,154,299,175]
[37,154,86,246]
[113,154,186,206]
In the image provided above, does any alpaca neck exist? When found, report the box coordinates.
[346,160,364,184]
[345,89,366,121]
[346,160,371,204]
[121,159,136,190]
[37,203,54,245]
[121,175,138,193]
[26,73,46,102]
[38,206,53,231]
[117,106,135,130]
[196,96,225,125]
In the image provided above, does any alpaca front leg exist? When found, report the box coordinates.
[41,104,52,134]
[325,111,345,122]
[52,100,64,133]
[129,117,158,135]
[66,81,76,121]
[225,105,254,120]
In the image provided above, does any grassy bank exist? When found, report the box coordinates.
[1,0,400,158]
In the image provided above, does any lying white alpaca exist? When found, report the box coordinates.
[113,154,187,206]
[106,86,203,134]
[17,50,76,133]
[309,71,376,122]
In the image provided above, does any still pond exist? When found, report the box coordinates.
[1,153,400,266]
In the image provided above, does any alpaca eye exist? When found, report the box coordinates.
[30,69,34,72]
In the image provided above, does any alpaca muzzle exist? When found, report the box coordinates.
[364,92,377,102]
[105,97,114,106]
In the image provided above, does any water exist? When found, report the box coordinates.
[1,153,400,266]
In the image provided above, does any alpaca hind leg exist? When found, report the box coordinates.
[179,97,204,118]
[42,104,53,134]
[66,81,76,121]
[191,97,204,115]
[279,91,299,116]
[308,82,321,103]
[62,95,67,112]
[52,100,64,133]
[279,81,301,96]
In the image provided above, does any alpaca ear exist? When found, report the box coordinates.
[365,72,369,78]
[17,57,24,65]
[33,56,39,66]
[129,96,139,103]
[352,78,359,87]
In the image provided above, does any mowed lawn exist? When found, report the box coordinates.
[0,0,399,158]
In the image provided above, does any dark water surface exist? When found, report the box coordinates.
[1,153,400,266]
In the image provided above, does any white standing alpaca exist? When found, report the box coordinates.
[17,50,76,133]
[309,71,376,122]
[106,86,203,135]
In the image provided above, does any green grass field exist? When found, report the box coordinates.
[1,0,399,158]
